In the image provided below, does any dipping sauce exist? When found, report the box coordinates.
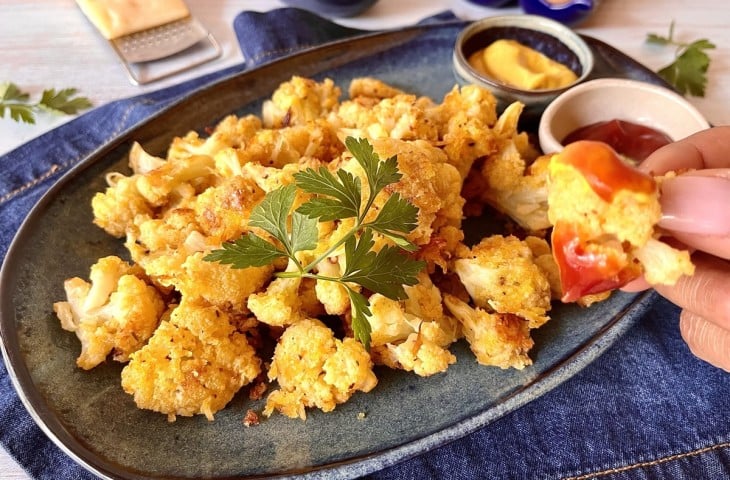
[467,39,578,90]
[562,119,672,162]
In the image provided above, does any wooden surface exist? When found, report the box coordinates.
[1,0,728,478]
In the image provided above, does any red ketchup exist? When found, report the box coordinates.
[562,119,672,162]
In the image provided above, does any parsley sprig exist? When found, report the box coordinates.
[0,82,92,124]
[646,21,716,97]
[205,137,426,349]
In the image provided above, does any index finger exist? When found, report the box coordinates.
[640,126,730,175]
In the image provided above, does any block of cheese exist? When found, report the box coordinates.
[76,0,190,39]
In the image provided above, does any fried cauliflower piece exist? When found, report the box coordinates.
[453,235,552,328]
[264,318,377,419]
[92,173,154,238]
[463,101,548,231]
[175,252,274,314]
[547,141,694,301]
[135,154,217,207]
[192,175,265,241]
[53,256,165,369]
[435,84,500,179]
[348,77,405,100]
[334,91,439,142]
[443,294,533,369]
[168,114,263,159]
[247,261,325,326]
[234,120,343,169]
[121,299,261,421]
[368,273,460,376]
[262,76,342,128]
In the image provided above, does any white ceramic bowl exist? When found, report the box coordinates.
[453,14,594,109]
[538,77,710,154]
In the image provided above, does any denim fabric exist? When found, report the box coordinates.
[1,8,729,480]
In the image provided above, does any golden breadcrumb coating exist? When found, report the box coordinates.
[444,294,533,369]
[368,272,460,376]
[91,174,153,238]
[264,319,377,419]
[454,235,552,328]
[53,256,165,369]
[263,76,342,128]
[121,299,261,421]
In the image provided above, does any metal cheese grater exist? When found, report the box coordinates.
[108,16,221,85]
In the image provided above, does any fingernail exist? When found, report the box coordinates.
[659,175,730,236]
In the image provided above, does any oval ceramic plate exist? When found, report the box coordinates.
[1,22,662,479]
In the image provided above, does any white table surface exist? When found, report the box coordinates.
[1,0,728,478]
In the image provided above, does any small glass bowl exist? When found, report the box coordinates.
[538,77,710,155]
[452,15,594,111]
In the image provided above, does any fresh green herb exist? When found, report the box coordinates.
[0,82,92,124]
[646,21,716,97]
[205,136,426,349]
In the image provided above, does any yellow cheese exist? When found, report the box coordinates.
[76,0,190,39]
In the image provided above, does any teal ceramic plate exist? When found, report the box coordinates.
[0,21,661,479]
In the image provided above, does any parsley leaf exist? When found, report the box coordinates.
[203,233,286,268]
[646,22,715,97]
[206,136,426,349]
[0,82,92,124]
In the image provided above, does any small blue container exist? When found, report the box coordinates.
[519,0,598,26]
[281,0,378,18]
[465,0,518,7]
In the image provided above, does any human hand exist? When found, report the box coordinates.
[622,126,730,372]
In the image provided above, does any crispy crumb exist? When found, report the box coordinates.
[243,409,260,427]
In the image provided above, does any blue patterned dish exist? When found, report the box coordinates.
[519,0,598,26]
[0,20,663,480]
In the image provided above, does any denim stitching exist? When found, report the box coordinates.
[0,102,137,207]
[563,442,730,479]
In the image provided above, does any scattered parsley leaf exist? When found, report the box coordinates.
[206,136,426,349]
[646,21,715,96]
[0,82,92,124]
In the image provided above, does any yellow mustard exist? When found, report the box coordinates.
[467,39,578,90]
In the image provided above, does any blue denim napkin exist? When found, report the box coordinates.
[1,8,729,480]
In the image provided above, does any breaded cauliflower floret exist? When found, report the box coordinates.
[235,120,343,169]
[135,154,217,207]
[176,252,274,314]
[348,77,405,101]
[463,102,548,231]
[53,256,165,369]
[264,318,377,419]
[91,173,153,238]
[547,141,694,301]
[368,273,459,376]
[121,299,261,421]
[192,175,265,241]
[128,208,202,257]
[262,76,342,128]
[444,294,533,369]
[334,93,438,142]
[168,114,263,159]
[435,84,500,178]
[248,275,309,327]
[453,235,552,328]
